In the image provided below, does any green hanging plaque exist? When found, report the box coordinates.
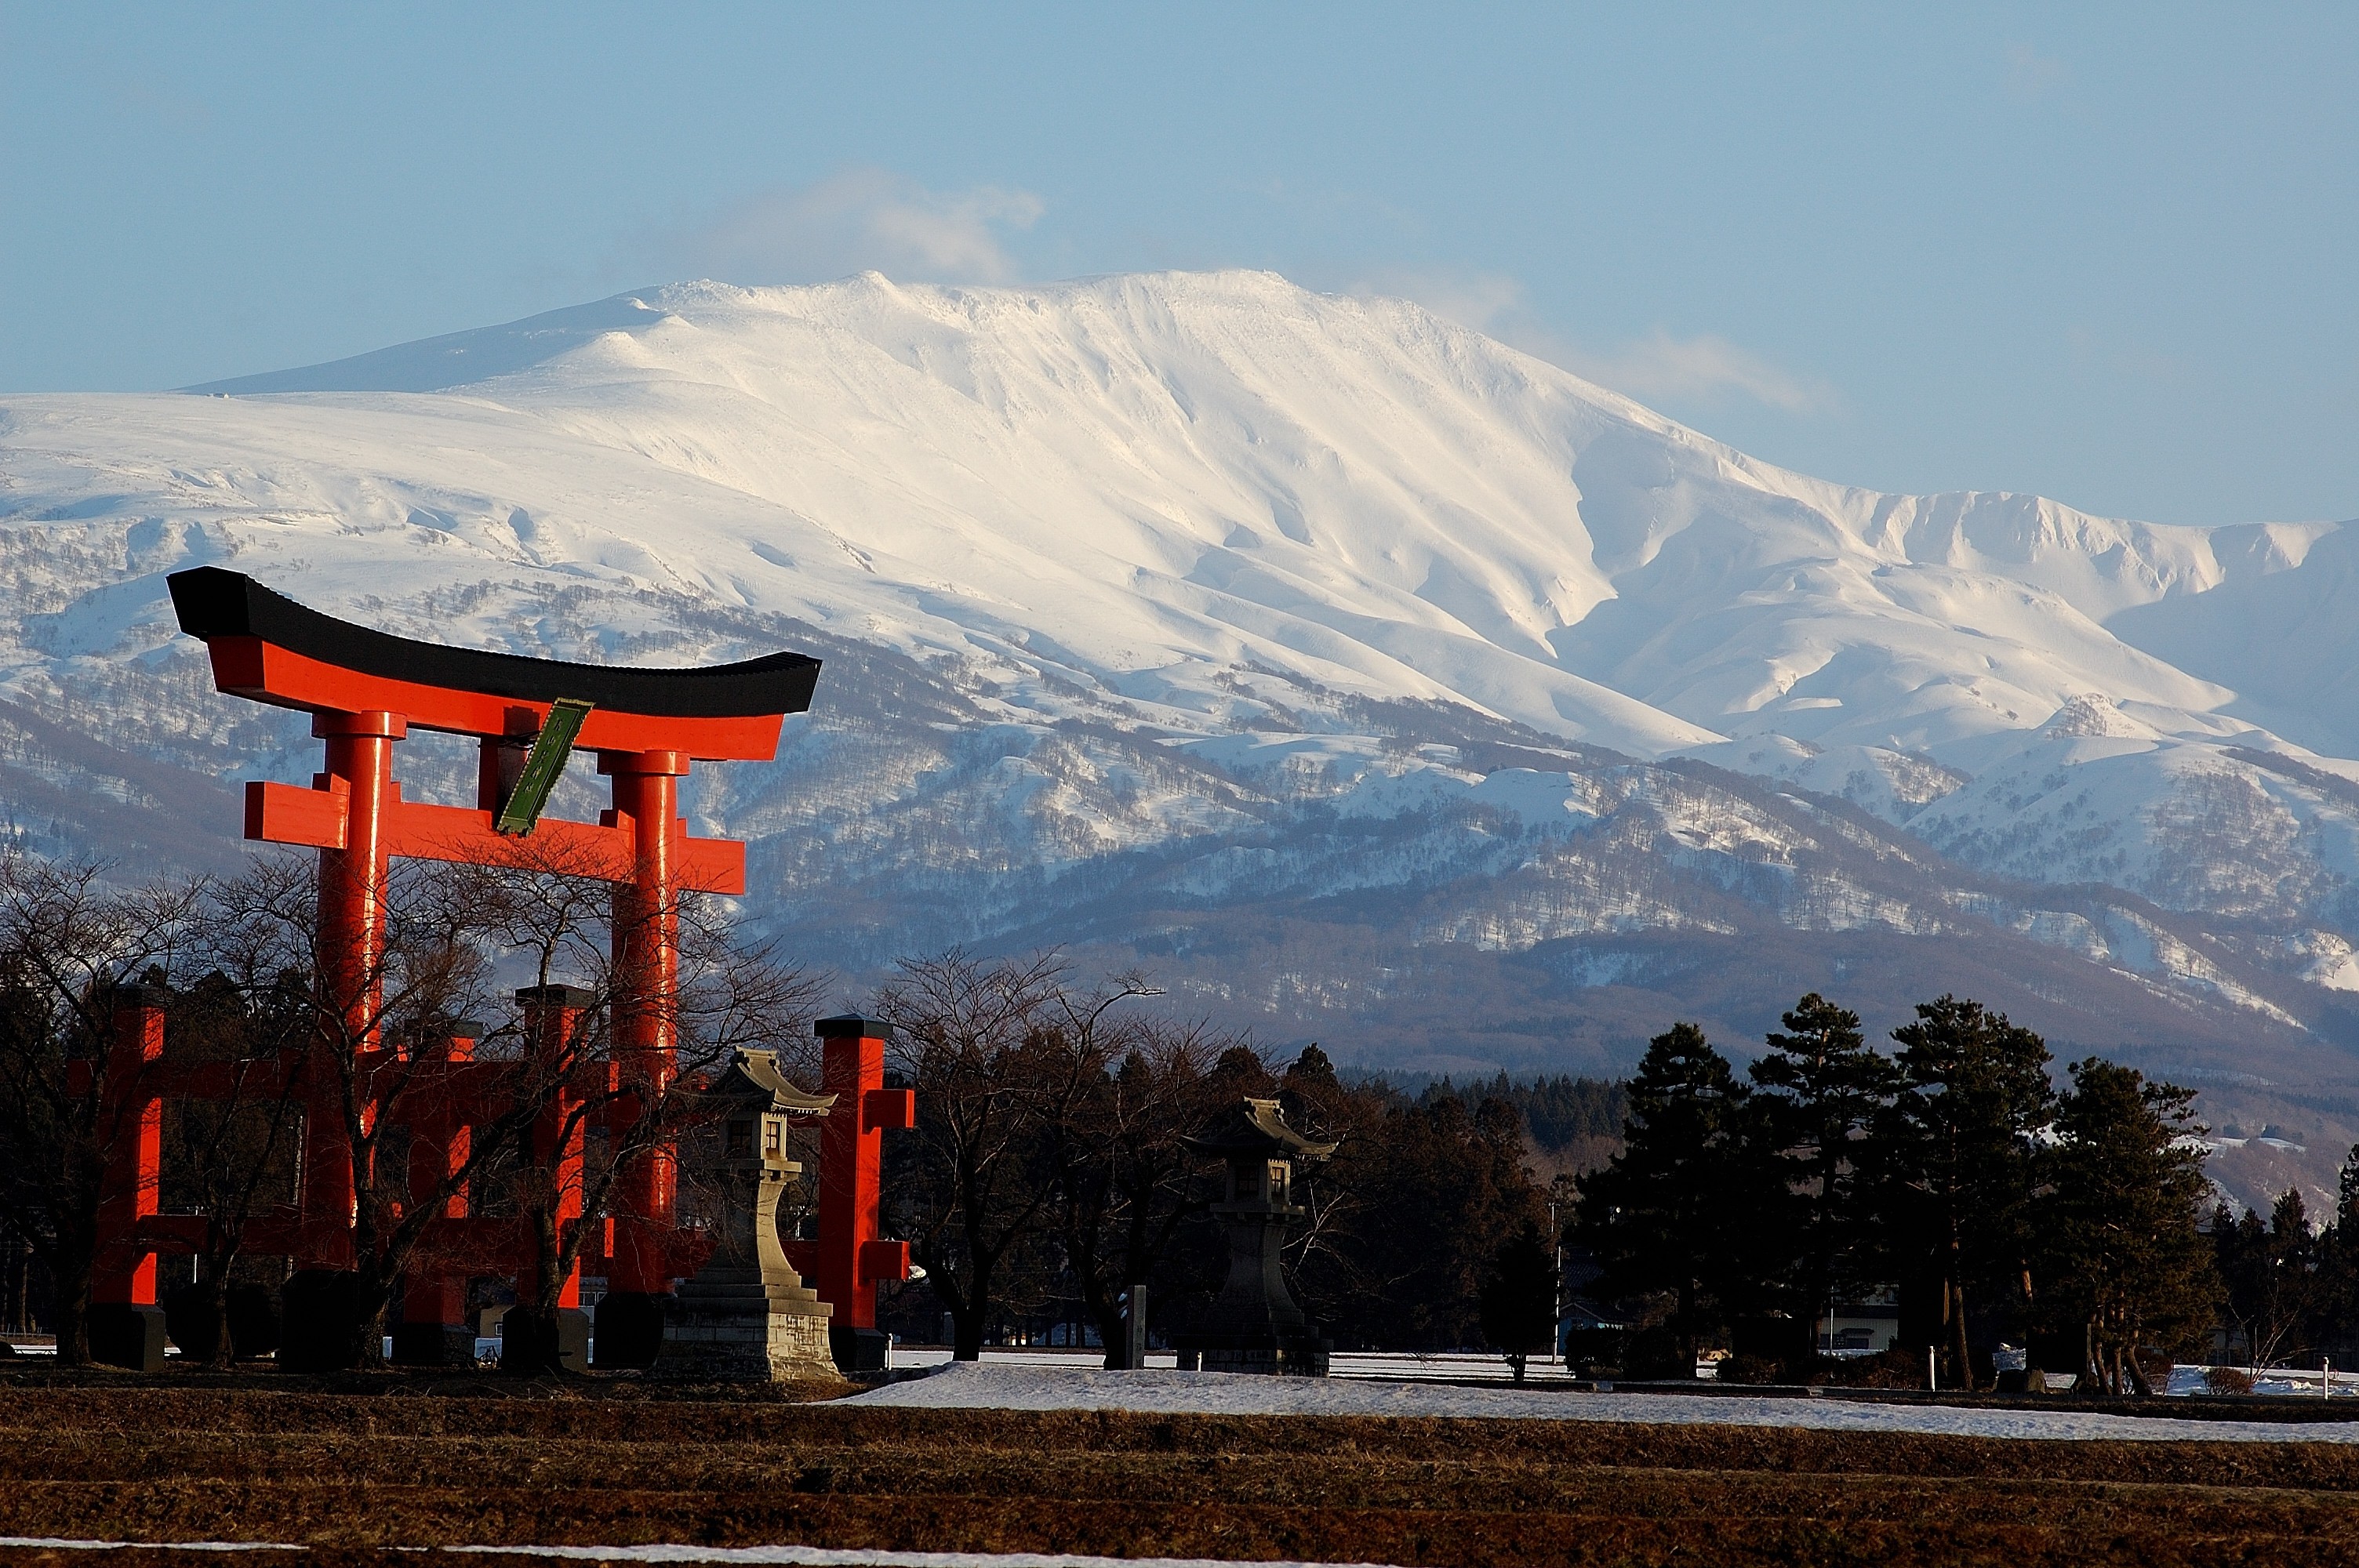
[495,698,593,836]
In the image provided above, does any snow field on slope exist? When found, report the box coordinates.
[62,270,2350,762]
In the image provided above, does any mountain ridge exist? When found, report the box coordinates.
[6,270,2359,1210]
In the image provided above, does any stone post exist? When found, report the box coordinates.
[1123,1283,1149,1371]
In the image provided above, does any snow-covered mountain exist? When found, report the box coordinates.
[5,270,2358,1171]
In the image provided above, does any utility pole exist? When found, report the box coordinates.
[1548,1197,1564,1367]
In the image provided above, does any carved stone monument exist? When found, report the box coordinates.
[656,1048,841,1382]
[1176,1097,1338,1376]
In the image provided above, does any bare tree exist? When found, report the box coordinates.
[204,852,504,1367]
[1047,1016,1227,1366]
[0,855,203,1364]
[877,949,1151,1360]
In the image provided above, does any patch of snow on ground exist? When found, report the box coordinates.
[450,1548,1397,1567]
[1,1542,1389,1568]
[0,1541,302,1555]
[845,1362,2359,1444]
[889,1347,1594,1384]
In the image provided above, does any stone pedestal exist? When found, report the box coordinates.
[162,1282,281,1363]
[502,1305,591,1374]
[656,1048,841,1385]
[1184,1202,1332,1376]
[278,1269,364,1372]
[389,1321,475,1366]
[830,1324,890,1374]
[664,1265,837,1381]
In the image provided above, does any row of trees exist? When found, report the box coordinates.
[31,844,2326,1392]
[1574,993,2215,1391]
[867,949,1560,1363]
[2208,1160,2359,1375]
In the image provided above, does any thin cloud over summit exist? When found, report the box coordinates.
[649,168,1046,286]
[1361,268,1834,416]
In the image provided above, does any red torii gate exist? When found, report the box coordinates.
[84,568,910,1371]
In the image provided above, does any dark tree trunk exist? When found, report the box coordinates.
[199,1261,236,1370]
[1946,1270,1973,1392]
[53,1243,93,1367]
[951,1294,984,1361]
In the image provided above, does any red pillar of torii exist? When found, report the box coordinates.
[792,1014,914,1370]
[104,567,914,1370]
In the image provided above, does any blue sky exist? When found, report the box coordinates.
[2,3,2352,528]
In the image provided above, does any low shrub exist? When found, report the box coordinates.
[1812,1347,1931,1388]
[1717,1352,1787,1385]
[2205,1366,2256,1396]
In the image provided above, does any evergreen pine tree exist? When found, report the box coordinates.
[1750,993,1899,1364]
[2035,1058,2218,1393]
[1479,1223,1561,1384]
[1878,995,2052,1389]
[2208,1201,2251,1361]
[2312,1145,2359,1357]
[2215,1190,2321,1371]
[1574,1022,1755,1367]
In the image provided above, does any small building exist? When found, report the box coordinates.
[1818,1287,1902,1356]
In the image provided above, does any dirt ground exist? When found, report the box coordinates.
[4,1370,2359,1566]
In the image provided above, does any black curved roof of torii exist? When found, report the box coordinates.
[167,567,821,718]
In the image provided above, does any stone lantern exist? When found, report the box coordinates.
[1176,1096,1338,1376]
[656,1048,840,1382]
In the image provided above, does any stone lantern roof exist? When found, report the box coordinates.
[708,1047,838,1116]
[1181,1096,1337,1164]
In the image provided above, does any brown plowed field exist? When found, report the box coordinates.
[2,1373,2357,1566]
